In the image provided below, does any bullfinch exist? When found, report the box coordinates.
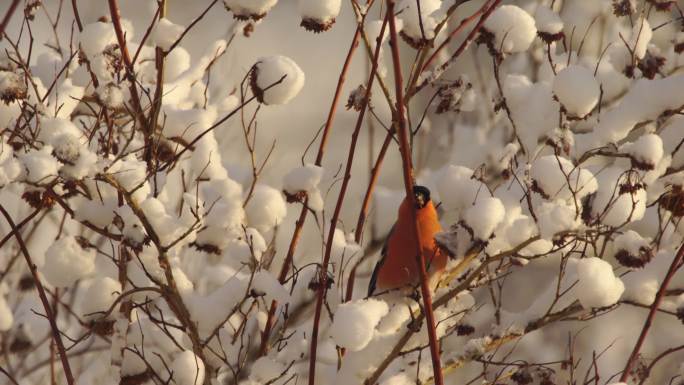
[368,185,446,296]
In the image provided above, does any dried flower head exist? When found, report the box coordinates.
[301,17,336,33]
[614,245,654,268]
[346,85,369,112]
[0,71,27,104]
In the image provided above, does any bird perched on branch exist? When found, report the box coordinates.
[368,185,447,296]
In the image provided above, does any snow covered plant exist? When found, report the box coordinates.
[1,1,684,385]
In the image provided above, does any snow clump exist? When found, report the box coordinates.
[620,133,664,170]
[223,0,278,20]
[575,257,624,309]
[330,298,389,351]
[152,18,184,51]
[251,55,305,105]
[245,184,287,232]
[298,0,341,32]
[41,236,96,288]
[535,6,563,35]
[398,0,442,46]
[171,350,205,385]
[283,163,324,210]
[463,197,505,240]
[484,5,537,54]
[552,65,600,118]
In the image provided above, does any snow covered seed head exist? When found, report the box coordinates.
[0,71,27,104]
[223,0,278,21]
[535,6,564,43]
[398,0,441,48]
[575,257,624,309]
[620,133,664,171]
[330,298,388,351]
[251,55,305,105]
[483,5,537,54]
[552,65,600,118]
[613,230,653,269]
[659,186,684,217]
[298,0,341,33]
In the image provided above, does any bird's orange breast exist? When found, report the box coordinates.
[376,201,446,291]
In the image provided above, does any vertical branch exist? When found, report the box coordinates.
[258,0,376,357]
[0,204,75,385]
[148,0,166,189]
[386,2,444,385]
[107,0,151,162]
[307,12,390,385]
[71,0,83,31]
[344,128,394,302]
[409,0,502,98]
[619,241,684,382]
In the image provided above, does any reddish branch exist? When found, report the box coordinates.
[421,0,497,71]
[0,0,20,40]
[107,0,151,160]
[347,0,497,302]
[411,0,502,98]
[258,0,375,357]
[344,129,395,302]
[386,1,444,384]
[71,0,84,31]
[0,204,75,385]
[307,12,389,385]
[619,241,684,382]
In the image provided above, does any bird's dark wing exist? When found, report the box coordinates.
[367,224,394,296]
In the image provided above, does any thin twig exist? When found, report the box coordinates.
[308,9,389,385]
[385,2,443,384]
[258,0,376,357]
[0,204,75,385]
[619,241,684,382]
[0,0,21,40]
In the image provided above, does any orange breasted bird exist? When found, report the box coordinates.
[368,186,447,296]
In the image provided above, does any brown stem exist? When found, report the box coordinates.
[100,175,210,383]
[164,0,218,55]
[147,0,166,180]
[410,0,502,98]
[0,0,20,40]
[365,237,558,384]
[344,128,395,302]
[0,205,75,385]
[619,241,684,382]
[386,2,444,384]
[421,0,494,71]
[258,0,374,357]
[307,11,389,385]
[71,0,83,31]
[107,0,151,162]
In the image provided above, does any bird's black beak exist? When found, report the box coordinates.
[415,194,425,208]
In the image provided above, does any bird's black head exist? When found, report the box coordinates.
[413,185,431,209]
